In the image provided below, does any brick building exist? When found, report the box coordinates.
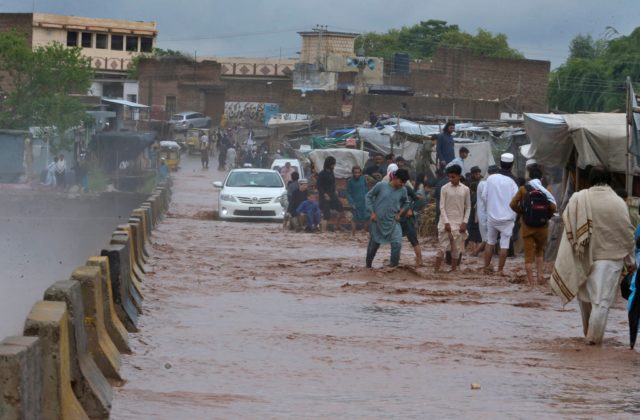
[386,48,550,114]
[137,57,225,123]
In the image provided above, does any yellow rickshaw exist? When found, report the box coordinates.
[159,140,181,171]
[185,128,211,155]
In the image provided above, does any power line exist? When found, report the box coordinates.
[159,27,306,43]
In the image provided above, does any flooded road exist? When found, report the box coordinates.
[112,155,640,418]
[0,189,146,339]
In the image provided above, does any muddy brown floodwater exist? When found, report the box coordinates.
[112,154,640,419]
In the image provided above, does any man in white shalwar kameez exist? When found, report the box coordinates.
[551,166,636,344]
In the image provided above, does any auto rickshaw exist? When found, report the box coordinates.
[159,140,181,171]
[185,128,211,155]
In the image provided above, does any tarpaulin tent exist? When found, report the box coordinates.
[453,140,496,176]
[359,119,465,161]
[524,113,629,173]
[308,148,369,179]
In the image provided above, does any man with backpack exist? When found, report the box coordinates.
[510,166,557,286]
[482,153,519,274]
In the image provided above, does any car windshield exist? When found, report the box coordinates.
[226,171,283,188]
[170,114,183,121]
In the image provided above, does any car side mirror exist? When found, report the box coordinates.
[212,181,223,188]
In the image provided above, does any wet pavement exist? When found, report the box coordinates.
[112,155,640,419]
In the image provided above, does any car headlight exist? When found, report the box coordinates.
[220,194,237,202]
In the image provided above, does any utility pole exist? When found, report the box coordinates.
[313,25,328,69]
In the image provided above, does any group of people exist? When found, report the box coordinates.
[284,157,348,233]
[434,121,640,345]
[433,122,560,282]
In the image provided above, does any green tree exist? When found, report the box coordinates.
[0,31,93,151]
[128,47,187,78]
[548,27,640,113]
[439,29,524,59]
[396,20,460,58]
[355,20,522,60]
[569,34,600,60]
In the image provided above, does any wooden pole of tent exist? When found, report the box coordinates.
[627,77,633,196]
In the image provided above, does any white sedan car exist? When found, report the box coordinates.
[213,168,287,220]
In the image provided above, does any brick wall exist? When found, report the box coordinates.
[352,95,499,122]
[0,13,34,47]
[224,76,498,122]
[137,57,225,121]
[385,48,550,113]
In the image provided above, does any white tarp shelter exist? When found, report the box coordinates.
[453,140,496,175]
[524,113,629,173]
[308,148,369,179]
[349,119,480,161]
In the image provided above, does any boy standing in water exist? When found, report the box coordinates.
[435,164,471,272]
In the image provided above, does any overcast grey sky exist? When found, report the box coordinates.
[1,0,637,67]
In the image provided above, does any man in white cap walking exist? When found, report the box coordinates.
[482,153,519,273]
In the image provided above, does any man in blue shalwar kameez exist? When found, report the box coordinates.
[365,168,410,268]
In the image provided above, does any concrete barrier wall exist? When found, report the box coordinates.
[0,179,171,418]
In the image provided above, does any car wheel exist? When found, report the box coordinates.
[189,123,194,129]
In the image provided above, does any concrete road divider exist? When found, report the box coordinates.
[86,256,131,354]
[0,336,42,420]
[23,301,89,420]
[111,232,144,309]
[140,204,155,231]
[131,208,151,257]
[148,194,161,222]
[69,266,122,382]
[116,225,146,281]
[127,219,147,266]
[100,245,139,333]
[43,280,113,418]
[154,187,169,212]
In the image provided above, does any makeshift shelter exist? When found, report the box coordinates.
[452,140,496,175]
[457,126,529,178]
[524,112,631,261]
[307,148,369,179]
[93,131,156,172]
[523,112,635,199]
[524,113,628,173]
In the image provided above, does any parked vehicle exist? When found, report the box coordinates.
[169,112,212,131]
[213,168,286,220]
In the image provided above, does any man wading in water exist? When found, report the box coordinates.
[365,168,410,268]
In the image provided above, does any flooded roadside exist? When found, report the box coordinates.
[112,155,640,418]
[0,190,146,338]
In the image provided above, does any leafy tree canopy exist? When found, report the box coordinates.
[128,47,187,78]
[0,30,93,150]
[549,27,640,113]
[355,20,523,60]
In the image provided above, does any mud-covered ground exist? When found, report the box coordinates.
[112,155,640,419]
[0,188,146,339]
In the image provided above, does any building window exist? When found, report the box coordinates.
[96,33,108,49]
[111,34,124,51]
[66,31,78,47]
[81,32,92,48]
[126,36,138,52]
[165,96,176,117]
[140,37,153,53]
